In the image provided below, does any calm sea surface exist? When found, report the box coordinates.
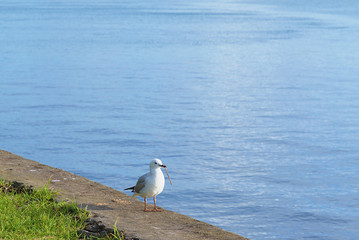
[1,0,359,239]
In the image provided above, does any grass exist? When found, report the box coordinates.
[0,179,124,240]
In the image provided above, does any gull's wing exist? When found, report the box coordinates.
[134,173,149,193]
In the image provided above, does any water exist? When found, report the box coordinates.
[1,1,359,239]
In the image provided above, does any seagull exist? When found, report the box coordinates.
[124,158,169,212]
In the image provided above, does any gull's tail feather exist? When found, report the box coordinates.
[124,186,135,191]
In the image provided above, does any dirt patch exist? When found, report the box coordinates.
[0,150,248,240]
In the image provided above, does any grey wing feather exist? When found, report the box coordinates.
[134,173,148,193]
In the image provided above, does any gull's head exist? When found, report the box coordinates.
[150,158,166,169]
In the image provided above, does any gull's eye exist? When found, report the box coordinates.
[155,162,157,164]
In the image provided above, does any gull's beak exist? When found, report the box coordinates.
[160,164,166,168]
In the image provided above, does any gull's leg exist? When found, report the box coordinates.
[153,196,162,212]
[144,197,151,212]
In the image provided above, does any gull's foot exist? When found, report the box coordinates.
[153,208,164,212]
[144,209,152,212]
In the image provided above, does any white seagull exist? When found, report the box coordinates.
[124,158,171,212]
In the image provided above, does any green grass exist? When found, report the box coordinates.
[0,180,124,240]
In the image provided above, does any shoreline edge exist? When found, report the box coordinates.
[0,149,248,240]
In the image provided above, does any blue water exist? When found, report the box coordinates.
[1,1,359,239]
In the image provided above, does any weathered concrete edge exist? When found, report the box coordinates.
[0,150,249,240]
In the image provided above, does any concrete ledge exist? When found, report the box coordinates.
[0,150,248,240]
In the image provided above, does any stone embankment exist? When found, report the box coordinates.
[0,150,248,240]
